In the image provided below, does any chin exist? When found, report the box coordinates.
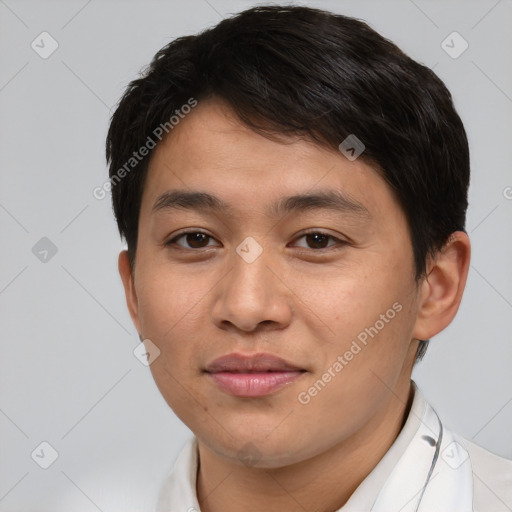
[196,426,317,469]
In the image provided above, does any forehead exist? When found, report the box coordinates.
[141,98,398,220]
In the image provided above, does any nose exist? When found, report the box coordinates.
[211,240,293,334]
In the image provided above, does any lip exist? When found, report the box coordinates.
[204,353,306,398]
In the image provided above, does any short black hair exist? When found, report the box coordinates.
[106,4,470,361]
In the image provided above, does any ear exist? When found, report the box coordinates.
[118,250,142,337]
[412,231,471,341]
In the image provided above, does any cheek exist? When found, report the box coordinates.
[288,261,403,342]
[134,267,209,374]
[136,268,208,417]
[290,259,416,394]
[136,265,200,331]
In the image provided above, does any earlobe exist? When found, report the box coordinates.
[412,232,471,341]
[118,250,142,335]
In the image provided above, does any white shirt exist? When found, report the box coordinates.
[156,383,512,511]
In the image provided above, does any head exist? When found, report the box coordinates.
[107,6,470,467]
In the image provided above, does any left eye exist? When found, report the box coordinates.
[292,232,343,250]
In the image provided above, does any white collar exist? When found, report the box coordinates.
[156,381,473,511]
[340,381,425,510]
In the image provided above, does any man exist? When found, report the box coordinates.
[106,5,512,511]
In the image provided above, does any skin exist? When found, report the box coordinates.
[118,97,471,511]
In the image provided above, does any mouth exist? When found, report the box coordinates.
[204,352,307,398]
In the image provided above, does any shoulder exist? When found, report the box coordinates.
[155,436,200,511]
[460,437,512,511]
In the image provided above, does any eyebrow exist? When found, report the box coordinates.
[152,189,371,219]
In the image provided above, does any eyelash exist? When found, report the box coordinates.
[165,230,347,252]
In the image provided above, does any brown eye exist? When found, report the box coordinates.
[293,231,343,250]
[166,231,217,249]
[305,233,330,249]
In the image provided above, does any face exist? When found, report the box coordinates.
[120,98,424,468]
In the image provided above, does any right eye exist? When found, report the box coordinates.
[165,231,220,250]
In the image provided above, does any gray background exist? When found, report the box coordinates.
[1,0,511,510]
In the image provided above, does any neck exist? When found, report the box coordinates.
[197,378,414,512]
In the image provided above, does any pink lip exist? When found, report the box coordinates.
[204,353,306,398]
